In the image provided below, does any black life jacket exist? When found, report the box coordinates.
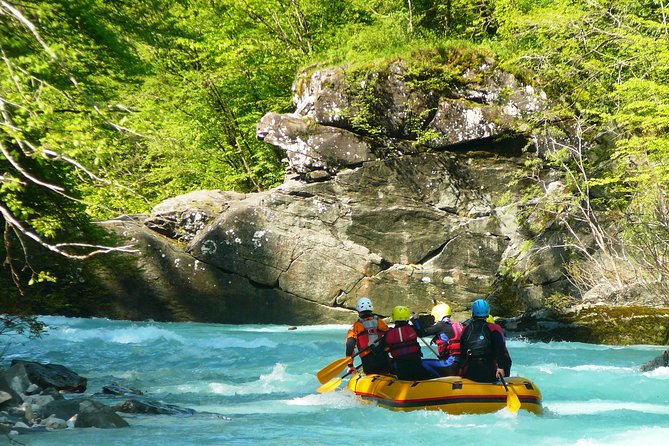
[464,319,492,359]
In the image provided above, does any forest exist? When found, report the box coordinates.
[2,0,669,333]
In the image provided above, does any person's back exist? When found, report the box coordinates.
[345,297,392,375]
[378,306,437,381]
[458,299,511,382]
[414,303,463,377]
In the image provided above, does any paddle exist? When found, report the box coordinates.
[499,376,521,413]
[316,365,362,394]
[418,335,440,358]
[316,337,384,384]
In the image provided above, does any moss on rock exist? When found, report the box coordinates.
[552,305,669,345]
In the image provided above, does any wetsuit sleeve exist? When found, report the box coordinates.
[415,321,443,337]
[490,330,510,372]
[345,336,357,358]
[345,323,359,357]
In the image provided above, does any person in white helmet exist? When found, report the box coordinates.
[345,297,392,375]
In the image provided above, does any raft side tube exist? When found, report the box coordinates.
[347,374,543,415]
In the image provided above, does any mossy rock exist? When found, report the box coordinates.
[537,305,669,345]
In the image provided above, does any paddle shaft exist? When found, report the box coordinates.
[418,336,440,358]
[316,364,362,394]
[316,335,385,384]
[499,376,522,413]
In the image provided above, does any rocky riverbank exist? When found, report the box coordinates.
[0,360,200,438]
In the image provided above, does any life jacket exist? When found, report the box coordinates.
[385,324,421,358]
[449,321,464,355]
[464,319,492,359]
[435,320,464,358]
[356,316,380,351]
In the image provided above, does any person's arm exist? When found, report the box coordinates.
[490,330,508,379]
[345,336,356,358]
[345,332,358,373]
[414,320,444,337]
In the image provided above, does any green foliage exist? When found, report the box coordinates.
[3,0,669,322]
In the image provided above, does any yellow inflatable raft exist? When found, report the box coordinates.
[347,374,543,415]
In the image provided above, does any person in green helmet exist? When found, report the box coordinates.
[373,306,438,381]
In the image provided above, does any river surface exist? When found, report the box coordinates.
[4,316,669,445]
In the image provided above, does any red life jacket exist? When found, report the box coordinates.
[435,320,464,357]
[385,325,421,358]
[446,321,463,357]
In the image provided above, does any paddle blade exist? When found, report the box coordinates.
[316,377,344,394]
[316,357,350,384]
[506,386,522,413]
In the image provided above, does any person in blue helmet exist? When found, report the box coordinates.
[457,299,512,382]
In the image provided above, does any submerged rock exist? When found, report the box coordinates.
[113,398,196,415]
[640,349,669,372]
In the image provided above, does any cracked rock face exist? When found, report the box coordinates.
[98,59,575,324]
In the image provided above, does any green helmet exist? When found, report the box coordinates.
[392,306,412,322]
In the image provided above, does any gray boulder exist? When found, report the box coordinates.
[0,371,22,409]
[7,360,86,394]
[38,399,129,428]
[91,56,582,328]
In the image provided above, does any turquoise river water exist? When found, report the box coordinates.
[3,316,669,445]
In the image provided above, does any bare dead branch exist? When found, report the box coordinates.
[0,204,139,259]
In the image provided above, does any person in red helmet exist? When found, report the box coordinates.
[345,297,392,375]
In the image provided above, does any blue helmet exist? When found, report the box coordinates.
[472,299,490,317]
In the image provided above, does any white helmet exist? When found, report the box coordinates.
[355,297,373,312]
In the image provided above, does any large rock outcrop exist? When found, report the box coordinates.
[94,56,582,326]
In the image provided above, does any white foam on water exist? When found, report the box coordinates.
[223,324,348,333]
[546,400,669,416]
[566,364,636,373]
[196,391,360,416]
[192,335,278,350]
[527,363,634,374]
[538,364,557,374]
[47,325,185,344]
[643,367,669,378]
[573,426,669,445]
[197,363,309,396]
[286,390,360,408]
